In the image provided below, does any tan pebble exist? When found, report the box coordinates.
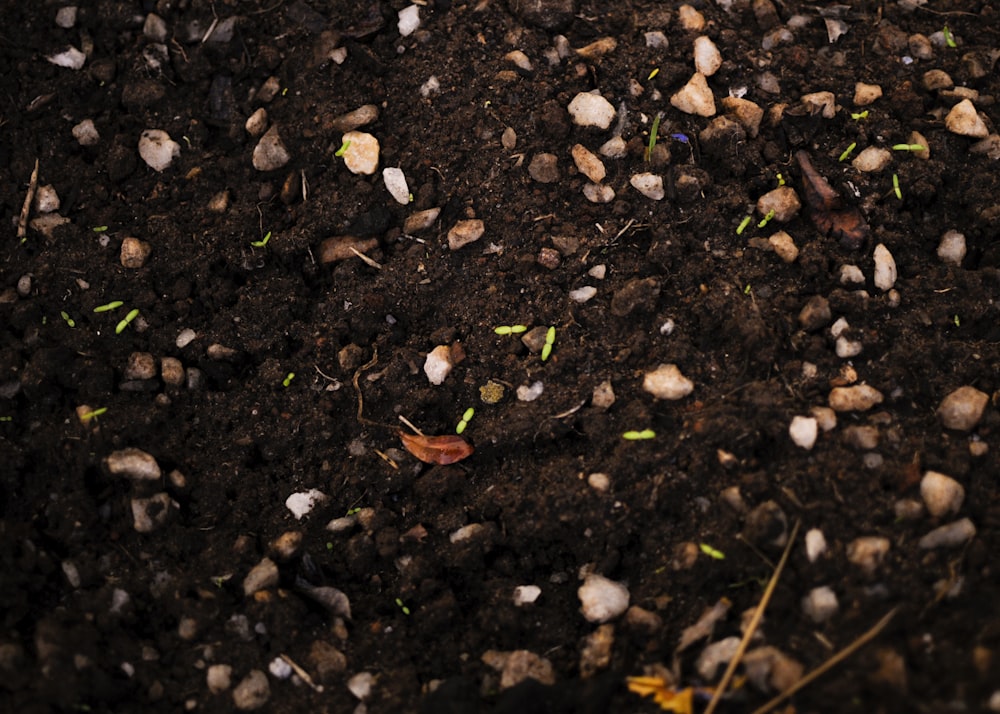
[124,351,157,380]
[447,219,485,250]
[670,72,716,117]
[317,236,378,264]
[920,470,964,518]
[120,236,152,268]
[853,82,883,106]
[829,384,884,412]
[340,130,379,175]
[643,363,694,400]
[846,536,890,574]
[937,385,988,431]
[756,186,801,222]
[945,99,989,138]
[571,144,606,183]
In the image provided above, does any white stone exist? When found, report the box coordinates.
[567,92,617,129]
[55,6,78,29]
[588,264,607,279]
[578,574,629,623]
[232,670,270,710]
[347,672,374,701]
[937,230,966,266]
[34,185,60,213]
[505,50,533,72]
[285,489,327,519]
[243,558,279,597]
[207,664,233,693]
[846,536,890,574]
[382,167,410,205]
[836,336,863,358]
[47,46,86,69]
[852,146,892,172]
[696,637,741,680]
[569,286,597,303]
[643,364,694,400]
[252,125,290,172]
[946,99,989,138]
[341,131,380,175]
[802,586,839,623]
[583,183,615,203]
[810,406,837,431]
[788,416,818,450]
[677,4,706,31]
[630,172,665,200]
[839,264,865,284]
[517,381,544,401]
[670,72,716,117]
[423,345,453,385]
[829,384,884,412]
[918,518,976,549]
[768,230,798,262]
[513,585,541,606]
[245,108,268,137]
[805,528,827,562]
[599,136,627,158]
[397,5,420,36]
[920,471,964,518]
[756,186,801,222]
[447,219,484,250]
[176,328,197,348]
[138,129,180,172]
[268,657,292,679]
[72,119,100,146]
[937,385,988,431]
[571,144,606,183]
[693,36,722,76]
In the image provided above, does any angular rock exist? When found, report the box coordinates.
[567,92,616,129]
[643,364,694,400]
[937,230,966,266]
[670,72,716,117]
[252,125,291,171]
[106,448,161,482]
[920,471,964,518]
[447,219,485,250]
[131,493,174,533]
[846,536,890,574]
[630,172,664,200]
[138,129,180,172]
[578,574,629,623]
[756,186,801,222]
[945,99,989,138]
[424,345,454,385]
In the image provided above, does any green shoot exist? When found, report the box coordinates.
[251,231,271,248]
[776,172,785,187]
[93,301,124,313]
[335,140,351,157]
[78,407,107,422]
[736,215,752,235]
[0,416,12,422]
[743,284,752,295]
[942,25,957,48]
[700,543,725,560]
[282,372,295,387]
[892,173,902,200]
[455,407,475,435]
[645,112,662,162]
[92,225,108,233]
[326,542,333,551]
[850,110,868,121]
[541,326,556,361]
[346,507,361,516]
[115,308,139,334]
[757,209,775,228]
[647,68,659,81]
[891,144,925,152]
[60,311,76,328]
[953,314,960,327]
[494,325,528,335]
[623,429,655,440]
[395,597,411,615]
[839,142,857,161]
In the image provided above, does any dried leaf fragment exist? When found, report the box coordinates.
[795,151,869,249]
[399,431,474,465]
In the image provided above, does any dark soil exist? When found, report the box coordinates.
[3,1,1000,712]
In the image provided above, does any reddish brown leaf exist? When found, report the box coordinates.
[795,150,869,250]
[398,431,474,465]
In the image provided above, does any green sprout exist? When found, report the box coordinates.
[251,231,271,248]
[395,597,411,616]
[776,172,785,187]
[647,67,659,81]
[93,300,124,313]
[115,308,139,334]
[541,326,556,361]
[494,325,528,335]
[326,542,334,551]
[942,25,957,48]
[744,283,752,295]
[335,140,351,157]
[346,507,361,516]
[282,372,295,387]
[953,314,960,327]
[456,407,475,435]
[892,144,926,152]
[92,225,109,233]
[892,173,902,200]
[699,543,726,560]
[645,112,663,162]
[757,208,775,228]
[0,416,12,422]
[736,215,752,235]
[839,142,857,162]
[78,407,107,422]
[623,429,655,440]
[850,110,869,121]
[60,311,76,328]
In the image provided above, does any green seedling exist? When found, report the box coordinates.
[0,416,12,422]
[346,507,362,516]
[942,25,957,48]
[892,173,902,200]
[645,112,663,162]
[92,225,108,233]
[744,283,752,295]
[850,110,869,121]
[736,215,752,235]
[395,597,411,616]
[541,326,556,361]
[699,543,726,560]
[776,173,785,187]
[892,144,926,152]
[647,67,659,80]
[953,314,961,327]
[78,407,107,422]
[115,308,139,334]
[335,140,351,157]
[282,372,295,387]
[494,325,528,335]
[757,209,775,228]
[623,429,656,440]
[93,300,124,313]
[839,142,857,162]
[60,311,76,327]
[251,231,271,248]
[455,407,475,435]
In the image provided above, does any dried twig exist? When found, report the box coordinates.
[17,159,39,243]
[350,246,382,269]
[704,519,801,714]
[279,653,323,692]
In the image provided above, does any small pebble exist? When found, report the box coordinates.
[578,573,630,623]
[800,91,836,119]
[447,219,484,250]
[693,36,722,76]
[207,664,233,694]
[630,172,665,200]
[17,275,32,296]
[242,557,279,596]
[696,637,741,680]
[945,99,989,138]
[528,153,560,183]
[517,381,544,401]
[721,96,764,137]
[798,295,831,331]
[788,416,818,450]
[340,131,380,175]
[937,230,966,266]
[918,518,976,549]
[677,4,706,31]
[268,657,292,680]
[587,472,610,492]
[404,207,440,234]
[47,46,86,70]
[513,585,541,606]
[232,670,270,710]
[328,105,379,133]
[937,385,988,431]
[382,167,410,205]
[829,385,884,412]
[571,144,606,183]
[569,286,597,303]
[424,345,454,385]
[245,108,268,137]
[34,185,60,213]
[895,498,924,521]
[270,531,303,562]
[284,489,327,519]
[72,119,100,146]
[805,528,827,562]
[811,406,837,431]
[347,672,375,700]
[920,471,965,518]
[599,136,627,158]
[853,82,882,106]
[583,183,615,203]
[591,380,615,409]
[756,186,801,222]
[768,230,798,262]
[670,72,716,117]
[567,92,617,129]
[839,264,866,284]
[124,352,157,380]
[922,69,953,91]
[106,448,161,482]
[643,364,694,400]
[176,328,197,348]
[55,6,78,28]
[397,4,420,36]
[138,129,180,172]
[852,147,893,173]
[131,493,174,533]
[120,236,152,268]
[802,586,839,623]
[846,536,890,574]
[252,125,291,172]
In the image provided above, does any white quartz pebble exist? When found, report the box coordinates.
[578,574,629,623]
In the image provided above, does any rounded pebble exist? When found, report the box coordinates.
[571,144,606,183]
[232,670,270,710]
[207,664,233,694]
[805,528,827,562]
[788,415,818,450]
[138,129,180,172]
[918,518,976,549]
[120,236,152,268]
[846,536,890,574]
[756,186,801,222]
[802,586,839,623]
[242,558,279,596]
[937,230,966,266]
[643,364,694,400]
[106,448,162,481]
[693,36,722,76]
[578,573,630,623]
[382,167,410,205]
[828,385,884,412]
[131,493,174,533]
[873,244,897,291]
[852,147,892,173]
[567,92,617,129]
[920,471,965,518]
[937,385,988,431]
[341,131,380,175]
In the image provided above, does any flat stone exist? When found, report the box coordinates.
[852,146,892,172]
[528,153,560,183]
[946,99,989,138]
[447,219,485,250]
[382,167,410,205]
[937,385,988,431]
[918,518,976,549]
[721,96,763,137]
[873,243,897,291]
[106,448,161,481]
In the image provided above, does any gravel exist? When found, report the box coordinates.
[578,573,630,623]
[936,385,989,431]
[643,364,694,400]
